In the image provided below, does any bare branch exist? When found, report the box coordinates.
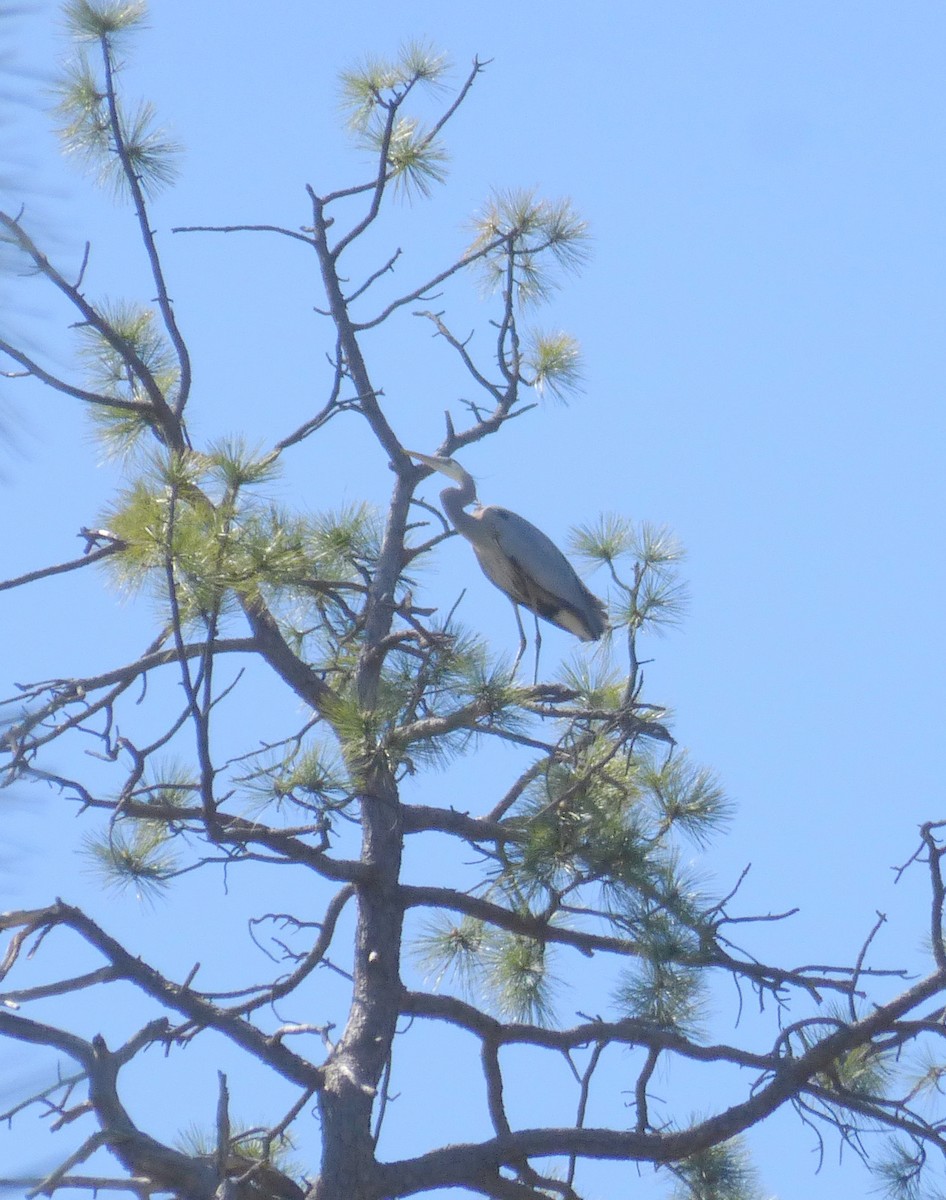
[328,99,401,259]
[172,222,316,246]
[921,822,946,970]
[0,336,150,415]
[353,234,506,331]
[0,211,183,448]
[233,885,356,1016]
[0,540,125,590]
[413,308,503,403]
[0,903,326,1091]
[98,36,192,417]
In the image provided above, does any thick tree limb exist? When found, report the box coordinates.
[0,1010,217,1198]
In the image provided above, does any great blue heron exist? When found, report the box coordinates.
[407,450,608,675]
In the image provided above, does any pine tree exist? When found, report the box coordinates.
[2,6,946,1199]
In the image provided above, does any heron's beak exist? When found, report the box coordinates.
[405,449,448,472]
[404,449,468,485]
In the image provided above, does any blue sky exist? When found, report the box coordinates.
[3,2,946,1197]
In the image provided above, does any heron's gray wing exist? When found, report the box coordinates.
[473,506,608,641]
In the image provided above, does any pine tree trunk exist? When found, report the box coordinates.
[313,768,404,1200]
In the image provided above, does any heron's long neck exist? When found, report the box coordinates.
[440,484,479,538]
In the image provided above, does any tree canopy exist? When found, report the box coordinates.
[2,6,946,1200]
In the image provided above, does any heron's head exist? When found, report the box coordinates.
[404,449,474,488]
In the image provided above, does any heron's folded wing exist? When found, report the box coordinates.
[474,507,607,640]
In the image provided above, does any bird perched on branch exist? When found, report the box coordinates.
[406,449,608,676]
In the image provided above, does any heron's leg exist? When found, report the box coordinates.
[532,611,542,684]
[510,603,528,675]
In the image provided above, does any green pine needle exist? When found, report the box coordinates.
[470,190,589,263]
[398,39,450,86]
[77,301,180,438]
[139,763,198,810]
[612,850,714,942]
[873,1141,925,1200]
[415,919,558,1024]
[382,117,449,199]
[503,756,652,899]
[338,59,399,130]
[639,755,731,847]
[311,503,381,572]
[614,958,706,1038]
[485,932,558,1026]
[523,329,584,401]
[205,437,281,491]
[338,41,449,133]
[797,1006,894,1100]
[627,574,689,634]
[56,80,181,199]
[556,659,625,708]
[89,404,158,459]
[54,57,110,156]
[414,915,489,994]
[82,822,177,901]
[176,1123,302,1189]
[670,1139,762,1200]
[237,742,350,817]
[467,189,590,308]
[569,514,636,563]
[110,100,182,198]
[632,521,687,569]
[56,11,181,199]
[63,0,148,40]
[103,461,378,621]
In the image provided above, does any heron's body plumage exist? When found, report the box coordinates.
[468,504,607,642]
